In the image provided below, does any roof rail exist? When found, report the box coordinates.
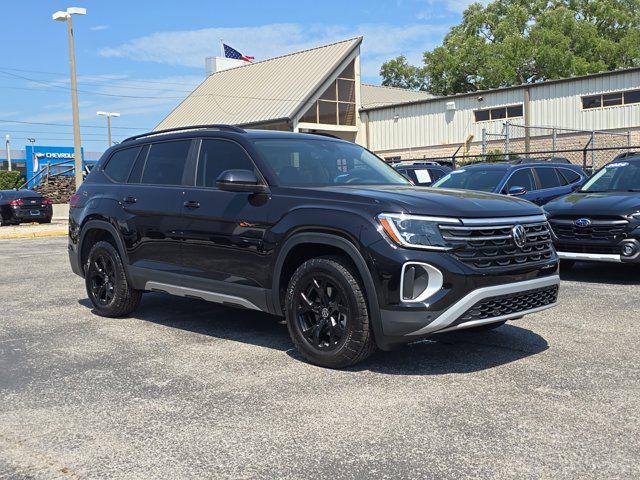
[122,124,246,143]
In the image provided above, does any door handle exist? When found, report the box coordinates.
[122,196,137,204]
[184,200,200,209]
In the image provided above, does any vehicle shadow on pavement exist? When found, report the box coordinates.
[349,325,549,375]
[79,293,292,352]
[80,294,548,375]
[560,263,640,285]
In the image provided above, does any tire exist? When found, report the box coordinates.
[85,241,142,317]
[560,260,575,270]
[462,320,506,332]
[285,256,376,369]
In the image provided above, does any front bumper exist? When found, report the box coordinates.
[380,274,560,338]
[556,239,640,264]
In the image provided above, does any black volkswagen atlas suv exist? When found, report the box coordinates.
[545,156,640,266]
[69,125,560,368]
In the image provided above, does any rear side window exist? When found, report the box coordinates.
[505,168,536,191]
[534,167,562,189]
[558,168,581,184]
[141,140,191,186]
[196,139,256,187]
[428,168,447,182]
[103,147,141,183]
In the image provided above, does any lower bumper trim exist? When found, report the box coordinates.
[434,303,556,333]
[557,251,622,263]
[406,274,560,336]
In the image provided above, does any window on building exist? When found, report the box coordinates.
[583,88,640,109]
[141,140,191,185]
[473,104,523,122]
[196,139,256,187]
[299,59,356,126]
[103,146,141,183]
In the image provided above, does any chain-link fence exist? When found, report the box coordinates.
[402,144,640,175]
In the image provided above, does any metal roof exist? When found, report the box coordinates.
[360,84,433,108]
[156,37,362,130]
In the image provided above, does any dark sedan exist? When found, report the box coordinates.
[432,162,586,205]
[0,189,53,226]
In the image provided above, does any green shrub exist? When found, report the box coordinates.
[0,170,22,190]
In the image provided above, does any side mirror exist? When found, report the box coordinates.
[216,169,269,193]
[507,185,527,196]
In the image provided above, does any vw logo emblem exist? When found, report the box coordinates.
[512,224,527,248]
[575,218,592,228]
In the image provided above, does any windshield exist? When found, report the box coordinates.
[581,161,640,192]
[432,168,505,192]
[252,138,410,186]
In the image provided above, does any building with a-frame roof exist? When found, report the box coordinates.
[157,37,640,166]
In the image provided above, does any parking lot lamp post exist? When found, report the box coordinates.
[52,7,86,189]
[96,111,120,147]
[5,134,10,171]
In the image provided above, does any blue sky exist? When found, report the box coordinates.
[0,0,476,151]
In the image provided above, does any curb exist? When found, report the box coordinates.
[0,230,67,240]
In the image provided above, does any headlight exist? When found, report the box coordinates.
[377,213,461,250]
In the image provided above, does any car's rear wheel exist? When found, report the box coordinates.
[85,241,142,317]
[285,256,376,368]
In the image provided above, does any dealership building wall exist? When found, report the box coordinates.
[359,67,640,164]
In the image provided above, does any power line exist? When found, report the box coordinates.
[0,119,150,131]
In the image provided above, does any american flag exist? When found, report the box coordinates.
[223,43,254,62]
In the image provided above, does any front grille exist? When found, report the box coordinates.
[456,285,559,324]
[440,220,554,270]
[549,218,629,242]
[555,242,620,255]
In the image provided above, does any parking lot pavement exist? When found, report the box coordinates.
[1,237,639,479]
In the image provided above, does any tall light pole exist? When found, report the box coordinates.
[52,7,86,189]
[96,111,120,147]
[5,135,11,171]
[27,138,37,173]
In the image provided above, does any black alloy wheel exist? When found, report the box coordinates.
[295,274,349,351]
[88,253,117,306]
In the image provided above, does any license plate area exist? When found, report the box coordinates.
[30,210,41,216]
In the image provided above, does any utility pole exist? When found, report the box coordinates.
[53,7,86,189]
[97,111,120,147]
[5,135,11,171]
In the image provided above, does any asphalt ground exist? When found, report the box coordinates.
[1,236,638,479]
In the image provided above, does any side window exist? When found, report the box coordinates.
[559,168,581,184]
[141,140,191,186]
[196,139,257,188]
[103,147,141,183]
[428,168,446,182]
[127,144,149,184]
[505,168,535,192]
[534,167,562,189]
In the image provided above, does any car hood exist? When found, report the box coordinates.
[300,185,543,218]
[544,191,640,217]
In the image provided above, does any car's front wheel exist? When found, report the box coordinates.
[85,241,142,317]
[285,256,376,368]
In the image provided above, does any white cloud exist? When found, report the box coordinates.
[98,22,448,82]
[90,25,109,31]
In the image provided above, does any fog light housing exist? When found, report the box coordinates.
[621,243,637,257]
[400,262,443,303]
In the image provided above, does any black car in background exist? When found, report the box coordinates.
[544,156,640,266]
[68,125,559,368]
[0,189,53,226]
[432,162,586,205]
[392,162,452,186]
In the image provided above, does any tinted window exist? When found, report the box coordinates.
[474,110,490,122]
[507,104,523,118]
[558,168,581,184]
[197,139,256,187]
[252,139,409,186]
[534,167,562,189]
[127,144,149,183]
[625,90,640,105]
[104,147,140,183]
[432,168,506,192]
[505,168,536,191]
[141,140,191,186]
[582,95,601,109]
[581,161,640,192]
[428,168,447,181]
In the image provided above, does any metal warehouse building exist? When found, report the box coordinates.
[158,37,640,166]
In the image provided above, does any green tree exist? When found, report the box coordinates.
[380,0,640,95]
[0,171,21,190]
